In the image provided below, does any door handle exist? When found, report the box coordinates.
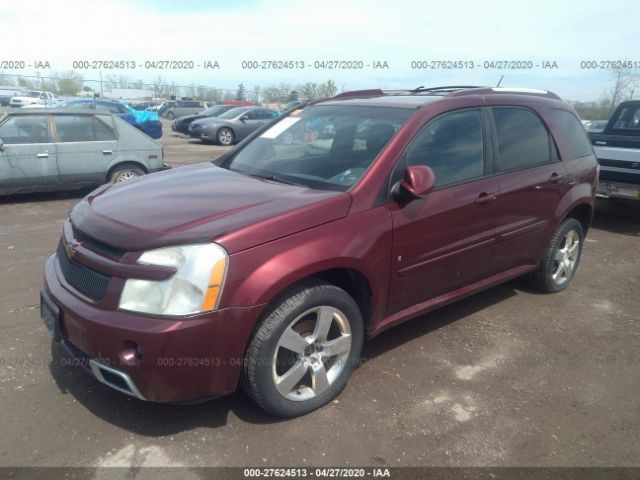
[549,172,564,183]
[474,192,497,205]
[36,153,49,158]
[102,150,113,155]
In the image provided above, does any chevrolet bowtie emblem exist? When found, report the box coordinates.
[64,239,81,258]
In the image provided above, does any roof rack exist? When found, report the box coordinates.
[450,87,561,100]
[330,89,385,99]
[409,85,485,93]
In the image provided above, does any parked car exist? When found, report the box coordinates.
[59,99,163,139]
[157,101,176,117]
[171,104,238,134]
[589,100,640,200]
[10,90,56,107]
[188,106,280,144]
[0,109,169,195]
[0,87,24,106]
[583,120,608,133]
[163,100,206,120]
[41,86,596,417]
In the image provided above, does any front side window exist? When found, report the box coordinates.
[492,107,553,172]
[405,109,484,187]
[224,105,412,191]
[0,115,49,144]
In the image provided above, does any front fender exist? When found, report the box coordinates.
[221,206,394,329]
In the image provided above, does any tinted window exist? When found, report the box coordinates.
[406,109,484,187]
[0,115,49,144]
[492,108,552,172]
[550,109,593,158]
[611,105,640,131]
[244,110,259,120]
[54,115,115,142]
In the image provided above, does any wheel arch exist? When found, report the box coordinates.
[106,161,148,182]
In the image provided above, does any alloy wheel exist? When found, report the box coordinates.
[552,229,580,285]
[272,306,352,401]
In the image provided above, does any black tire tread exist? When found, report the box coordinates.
[241,280,361,417]
[530,218,584,292]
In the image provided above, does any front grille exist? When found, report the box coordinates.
[57,244,111,301]
[73,227,125,260]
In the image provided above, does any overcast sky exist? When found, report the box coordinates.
[2,0,638,100]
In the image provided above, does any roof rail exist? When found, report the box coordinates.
[450,87,561,100]
[409,85,485,93]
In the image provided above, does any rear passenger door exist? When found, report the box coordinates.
[0,114,59,191]
[53,114,119,185]
[488,107,568,273]
[388,109,499,314]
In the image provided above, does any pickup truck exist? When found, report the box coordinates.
[9,91,56,107]
[589,100,640,200]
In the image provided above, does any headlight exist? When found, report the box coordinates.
[119,243,227,316]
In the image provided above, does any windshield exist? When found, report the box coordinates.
[224,105,413,191]
[217,107,247,119]
[203,105,224,115]
[27,91,41,98]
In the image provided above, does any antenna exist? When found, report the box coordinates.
[496,75,504,87]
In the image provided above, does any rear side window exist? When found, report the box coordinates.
[492,107,553,172]
[406,109,484,187]
[0,115,49,144]
[54,115,116,142]
[550,109,593,158]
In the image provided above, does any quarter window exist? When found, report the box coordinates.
[492,107,553,172]
[405,109,484,187]
[550,109,593,159]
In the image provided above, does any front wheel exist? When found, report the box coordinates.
[530,218,584,292]
[217,127,234,146]
[241,281,364,417]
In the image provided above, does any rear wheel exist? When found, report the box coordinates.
[242,281,364,417]
[109,164,145,183]
[530,218,584,292]
[217,127,234,146]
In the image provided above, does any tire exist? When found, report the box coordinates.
[216,127,234,146]
[109,164,145,183]
[530,218,584,292]
[241,280,364,417]
[166,111,175,120]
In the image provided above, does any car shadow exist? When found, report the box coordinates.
[48,282,519,435]
[0,188,91,205]
[591,197,640,236]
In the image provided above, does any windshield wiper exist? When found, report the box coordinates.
[251,173,300,186]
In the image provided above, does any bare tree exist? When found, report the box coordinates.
[608,67,639,112]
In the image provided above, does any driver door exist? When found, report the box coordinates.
[0,114,59,193]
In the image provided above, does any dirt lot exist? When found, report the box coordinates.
[0,120,639,468]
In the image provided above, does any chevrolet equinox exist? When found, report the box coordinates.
[41,86,597,417]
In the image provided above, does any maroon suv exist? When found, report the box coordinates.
[41,86,597,416]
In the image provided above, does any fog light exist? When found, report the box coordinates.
[119,341,143,366]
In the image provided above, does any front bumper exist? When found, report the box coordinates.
[43,254,264,403]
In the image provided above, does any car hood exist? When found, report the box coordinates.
[175,114,200,123]
[70,162,351,254]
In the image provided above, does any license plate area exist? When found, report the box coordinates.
[40,290,61,342]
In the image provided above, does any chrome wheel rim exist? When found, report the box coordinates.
[218,129,233,145]
[115,170,138,182]
[272,306,352,401]
[552,229,580,285]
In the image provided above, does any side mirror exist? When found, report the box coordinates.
[240,115,248,122]
[0,139,4,151]
[395,165,436,199]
